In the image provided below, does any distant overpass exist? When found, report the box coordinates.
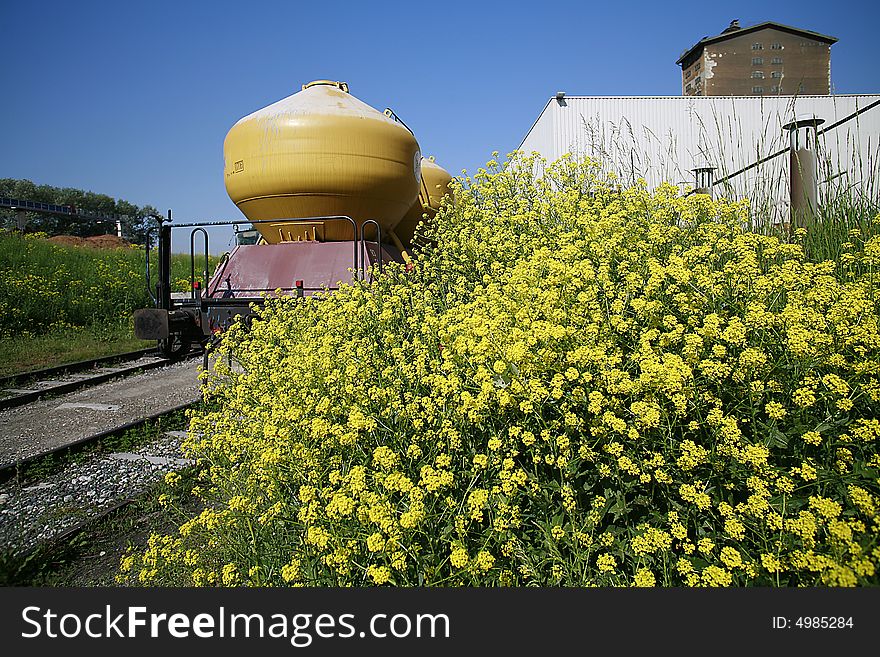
[0,196,122,232]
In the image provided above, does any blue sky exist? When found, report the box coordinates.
[1,0,877,251]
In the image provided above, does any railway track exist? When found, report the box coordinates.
[0,348,180,411]
[0,347,156,388]
[0,414,200,571]
[0,351,202,468]
[0,354,205,574]
[0,400,197,485]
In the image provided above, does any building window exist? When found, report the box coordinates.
[771,71,782,79]
[771,57,783,64]
[771,85,781,93]
[695,62,701,71]
[798,83,805,93]
[771,43,783,50]
[686,70,692,79]
[752,57,763,65]
[694,76,701,85]
[752,43,763,50]
[751,71,765,79]
[752,86,764,94]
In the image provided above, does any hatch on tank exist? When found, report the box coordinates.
[232,224,262,246]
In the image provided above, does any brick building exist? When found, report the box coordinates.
[677,20,837,96]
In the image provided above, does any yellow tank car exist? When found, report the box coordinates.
[395,156,453,246]
[223,80,421,243]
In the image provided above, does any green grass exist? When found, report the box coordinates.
[797,199,879,267]
[0,324,153,378]
[0,231,219,374]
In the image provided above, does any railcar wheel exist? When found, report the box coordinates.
[157,334,191,361]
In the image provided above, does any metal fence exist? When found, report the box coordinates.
[519,94,880,225]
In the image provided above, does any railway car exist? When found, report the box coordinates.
[134,80,451,359]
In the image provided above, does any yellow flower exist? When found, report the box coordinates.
[221,563,240,586]
[366,533,386,552]
[765,402,787,420]
[450,547,469,569]
[474,551,495,572]
[801,431,822,446]
[596,553,617,573]
[701,565,733,587]
[367,565,392,585]
[633,568,656,587]
[118,152,880,589]
[720,546,743,569]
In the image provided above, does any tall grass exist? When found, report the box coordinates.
[0,231,218,339]
[570,95,880,234]
[0,232,151,335]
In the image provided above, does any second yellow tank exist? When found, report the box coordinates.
[395,156,453,246]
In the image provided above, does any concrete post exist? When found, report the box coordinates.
[14,209,27,231]
[692,165,716,197]
[782,114,824,229]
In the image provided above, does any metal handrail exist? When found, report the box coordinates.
[711,97,880,190]
[340,216,359,276]
[150,213,363,299]
[189,227,209,298]
[144,228,157,305]
[206,252,231,299]
[165,215,356,228]
[359,219,382,281]
[383,108,415,136]
[165,214,359,273]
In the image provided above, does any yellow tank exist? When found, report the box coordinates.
[224,80,421,243]
[395,156,453,245]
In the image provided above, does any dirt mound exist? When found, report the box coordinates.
[84,234,131,249]
[48,234,131,249]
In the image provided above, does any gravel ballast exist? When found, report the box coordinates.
[0,431,195,557]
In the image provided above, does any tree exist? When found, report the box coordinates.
[0,178,160,243]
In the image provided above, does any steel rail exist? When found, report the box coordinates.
[0,399,199,485]
[711,97,880,189]
[0,353,202,412]
[0,347,157,390]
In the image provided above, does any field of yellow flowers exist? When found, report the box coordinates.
[124,154,880,587]
[0,232,220,373]
[0,232,149,336]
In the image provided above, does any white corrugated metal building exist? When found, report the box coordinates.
[519,95,879,222]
